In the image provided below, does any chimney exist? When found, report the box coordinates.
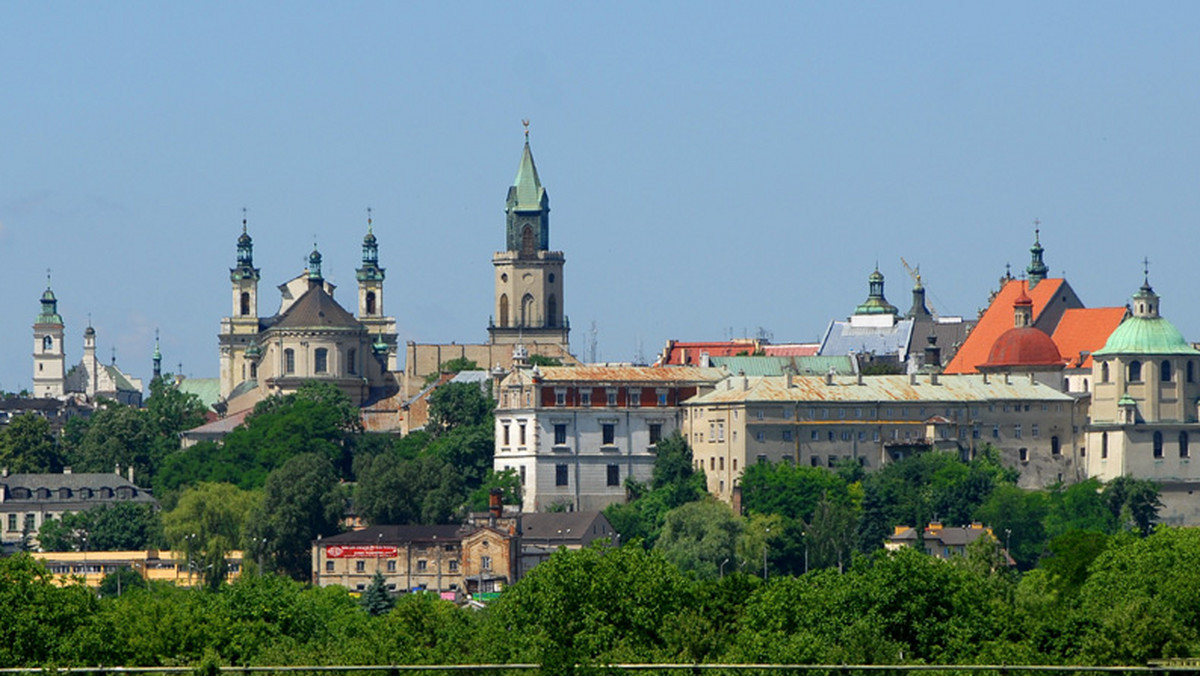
[930,373,939,386]
[741,375,749,391]
[982,372,989,384]
[488,488,503,522]
[909,373,917,385]
[924,335,941,368]
[786,372,794,388]
[128,465,135,483]
[824,371,834,385]
[115,463,121,477]
[857,372,864,386]
[63,466,72,475]
[1004,373,1011,385]
[1,467,7,478]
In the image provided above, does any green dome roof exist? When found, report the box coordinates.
[1093,316,1199,356]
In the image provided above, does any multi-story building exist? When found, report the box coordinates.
[493,362,725,512]
[1085,277,1200,525]
[682,372,1081,503]
[0,468,157,552]
[311,523,516,599]
[35,549,243,587]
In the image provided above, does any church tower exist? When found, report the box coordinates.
[356,211,398,370]
[32,280,65,399]
[489,127,568,347]
[219,216,264,398]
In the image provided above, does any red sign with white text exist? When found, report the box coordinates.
[325,545,398,559]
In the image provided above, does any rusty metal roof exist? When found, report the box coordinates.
[687,373,1074,405]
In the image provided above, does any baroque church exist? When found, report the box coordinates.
[32,282,144,406]
[215,216,400,414]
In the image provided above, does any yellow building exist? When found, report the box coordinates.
[34,549,243,588]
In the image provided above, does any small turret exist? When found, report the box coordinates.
[1026,225,1049,289]
[152,330,162,380]
[307,245,323,288]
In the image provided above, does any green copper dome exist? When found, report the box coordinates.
[1093,316,1199,356]
[854,267,899,316]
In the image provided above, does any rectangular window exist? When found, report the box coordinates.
[1014,424,1022,439]
[519,423,527,446]
[417,560,428,572]
[314,347,328,373]
[756,454,768,464]
[355,561,365,573]
[755,431,765,442]
[630,391,641,407]
[1032,424,1040,438]
[782,430,794,442]
[709,457,715,470]
[828,455,838,467]
[581,391,591,406]
[657,392,668,406]
[554,424,567,445]
[387,560,396,572]
[811,430,820,441]
[992,425,1000,439]
[648,423,664,445]
[6,514,15,531]
[708,422,716,441]
[284,348,295,374]
[602,423,616,445]
[811,455,820,467]
[555,390,566,406]
[717,422,725,442]
[519,465,526,485]
[828,431,835,442]
[756,410,764,420]
[556,464,569,486]
[719,457,725,470]
[502,424,511,446]
[607,390,617,406]
[449,560,459,572]
[481,556,492,570]
[24,514,35,531]
[607,464,620,486]
[841,431,851,441]
[325,560,334,572]
[1019,448,1029,463]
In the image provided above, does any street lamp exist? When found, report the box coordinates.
[802,530,809,575]
[1004,528,1012,560]
[763,527,771,581]
[720,558,730,579]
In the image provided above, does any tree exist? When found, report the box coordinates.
[360,571,394,616]
[163,482,259,588]
[528,354,562,367]
[145,376,208,458]
[605,433,707,547]
[467,468,522,512]
[37,502,163,552]
[65,404,156,484]
[804,494,859,572]
[654,499,743,579]
[974,483,1048,569]
[1045,477,1115,538]
[427,381,493,434]
[247,453,343,581]
[740,461,851,521]
[0,412,63,473]
[1102,476,1163,535]
[98,566,147,598]
[354,454,464,525]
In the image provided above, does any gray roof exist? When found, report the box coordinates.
[316,524,467,546]
[818,318,914,358]
[521,512,614,543]
[709,355,858,377]
[271,286,361,330]
[0,472,155,508]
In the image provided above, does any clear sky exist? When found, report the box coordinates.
[2,3,1199,392]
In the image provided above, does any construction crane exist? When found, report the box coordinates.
[900,257,939,319]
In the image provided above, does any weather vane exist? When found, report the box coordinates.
[522,118,530,139]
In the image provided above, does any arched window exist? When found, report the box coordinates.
[1189,361,1195,383]
[1129,360,1142,382]
[1101,432,1108,459]
[348,349,357,375]
[1101,362,1109,383]
[284,348,295,374]
[1051,436,1061,456]
[249,362,257,379]
[365,291,376,315]
[1153,431,1164,458]
[314,348,328,374]
[1181,431,1190,458]
[521,293,535,327]
[1162,360,1173,383]
[240,292,251,316]
[547,294,558,328]
[499,294,509,327]
[521,225,536,257]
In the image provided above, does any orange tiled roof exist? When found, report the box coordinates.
[1051,307,1129,369]
[943,278,1066,374]
[762,344,820,357]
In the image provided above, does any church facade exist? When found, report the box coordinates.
[216,218,400,413]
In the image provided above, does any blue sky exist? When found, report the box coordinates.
[2,3,1199,391]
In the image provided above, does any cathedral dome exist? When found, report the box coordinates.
[981,327,1063,368]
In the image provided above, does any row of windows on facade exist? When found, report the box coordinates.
[1096,431,1192,459]
[45,563,241,575]
[505,389,671,409]
[496,291,559,329]
[238,291,380,317]
[1099,359,1198,384]
[500,421,663,447]
[695,422,1060,450]
[694,403,1065,422]
[327,557,487,574]
[4,486,138,501]
[551,463,622,488]
[276,348,359,376]
[699,454,871,473]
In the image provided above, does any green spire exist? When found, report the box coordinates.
[308,243,323,281]
[505,122,551,254]
[854,266,899,316]
[357,208,385,283]
[1026,223,1048,288]
[36,273,63,325]
[512,138,545,210]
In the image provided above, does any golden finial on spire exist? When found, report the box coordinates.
[367,206,373,234]
[522,118,530,140]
